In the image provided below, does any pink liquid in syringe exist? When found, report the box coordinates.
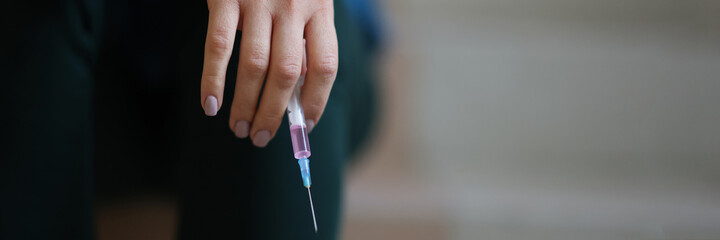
[290,124,311,159]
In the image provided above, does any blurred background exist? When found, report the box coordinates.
[4,0,720,239]
[342,0,720,239]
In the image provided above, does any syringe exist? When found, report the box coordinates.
[286,74,317,233]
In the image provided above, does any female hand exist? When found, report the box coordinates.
[201,0,338,147]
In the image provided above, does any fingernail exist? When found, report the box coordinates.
[306,119,315,133]
[252,130,271,148]
[204,95,218,116]
[234,120,249,138]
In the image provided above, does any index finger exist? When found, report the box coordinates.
[200,2,239,116]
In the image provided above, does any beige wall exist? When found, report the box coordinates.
[344,1,720,239]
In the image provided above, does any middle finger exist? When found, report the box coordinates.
[229,7,272,138]
[249,14,305,147]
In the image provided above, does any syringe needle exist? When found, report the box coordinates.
[297,159,316,232]
[307,187,318,233]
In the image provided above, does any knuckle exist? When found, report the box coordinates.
[258,111,284,126]
[281,0,300,11]
[305,98,325,113]
[207,29,234,54]
[276,62,302,85]
[202,74,224,86]
[242,50,269,76]
[311,55,338,81]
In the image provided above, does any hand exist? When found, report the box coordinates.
[201,0,338,147]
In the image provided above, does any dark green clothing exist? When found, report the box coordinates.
[1,0,101,239]
[0,0,376,239]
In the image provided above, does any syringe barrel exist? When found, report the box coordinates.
[287,76,311,159]
[287,76,306,127]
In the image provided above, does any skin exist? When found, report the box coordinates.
[200,0,338,147]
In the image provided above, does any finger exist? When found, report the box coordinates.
[301,12,338,133]
[250,16,304,147]
[301,39,308,76]
[200,2,240,116]
[228,7,271,138]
